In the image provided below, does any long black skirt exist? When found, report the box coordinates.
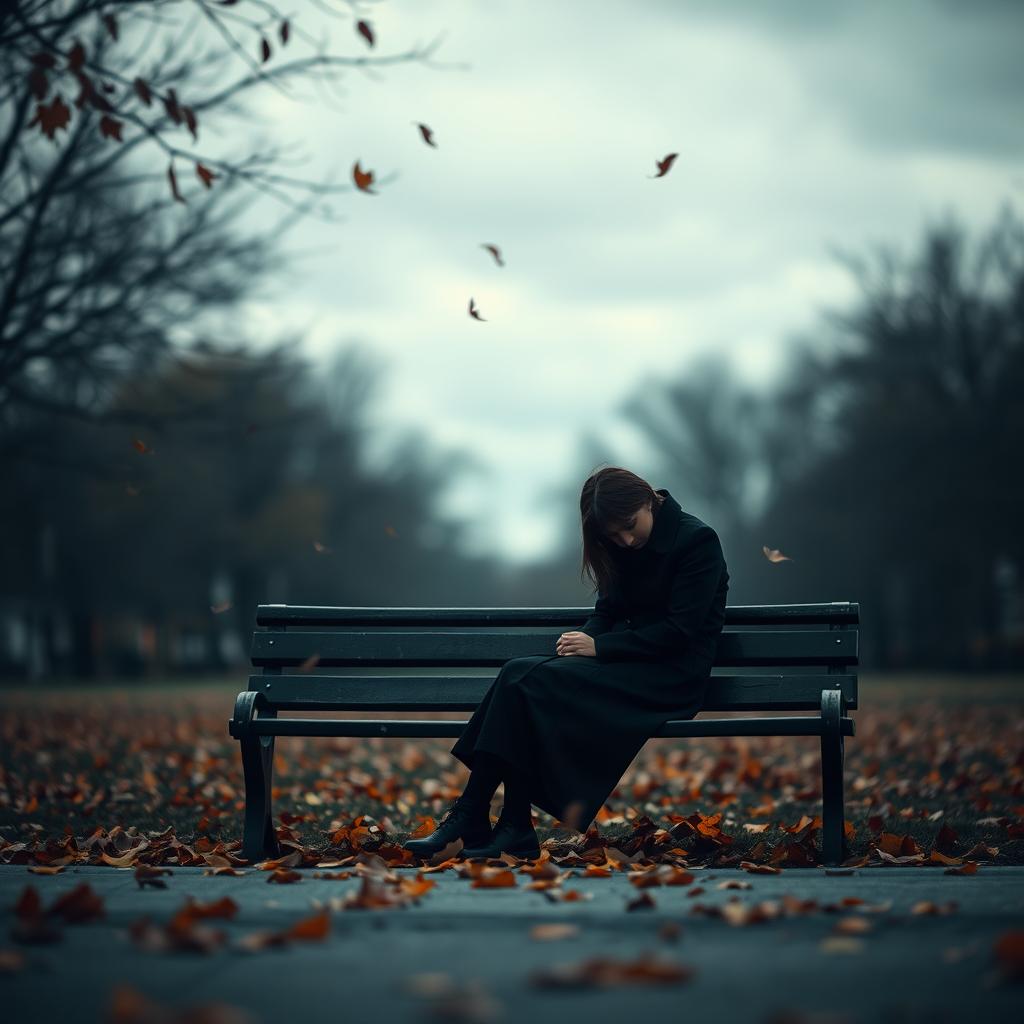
[449,653,712,833]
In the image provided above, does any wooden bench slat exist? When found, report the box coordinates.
[256,601,859,628]
[250,629,858,668]
[246,673,859,712]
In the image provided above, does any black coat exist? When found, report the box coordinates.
[450,488,730,833]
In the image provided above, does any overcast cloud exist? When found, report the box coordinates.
[203,0,1024,562]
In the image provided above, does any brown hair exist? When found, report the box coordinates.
[579,466,665,595]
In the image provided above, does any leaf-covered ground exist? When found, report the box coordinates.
[1,674,1022,871]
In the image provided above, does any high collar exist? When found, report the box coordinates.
[643,488,682,553]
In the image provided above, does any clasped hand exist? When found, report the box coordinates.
[556,631,595,657]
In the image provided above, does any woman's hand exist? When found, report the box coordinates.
[556,631,596,657]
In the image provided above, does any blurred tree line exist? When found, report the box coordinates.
[579,202,1023,672]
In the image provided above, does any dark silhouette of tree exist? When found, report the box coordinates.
[0,0,456,440]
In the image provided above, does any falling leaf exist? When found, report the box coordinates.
[132,438,154,455]
[102,14,118,40]
[352,160,376,193]
[279,20,290,45]
[313,540,331,554]
[356,20,375,47]
[762,545,792,563]
[481,243,505,267]
[649,153,678,178]
[298,653,320,672]
[260,37,271,63]
[134,864,173,889]
[415,122,437,147]
[468,297,486,321]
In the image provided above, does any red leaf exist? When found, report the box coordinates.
[27,67,48,101]
[196,163,218,189]
[280,20,290,45]
[98,116,123,142]
[31,52,57,70]
[133,77,152,106]
[468,297,486,321]
[102,14,118,41]
[168,163,186,203]
[356,20,375,47]
[415,122,437,147]
[260,36,271,63]
[29,96,71,141]
[649,152,678,178]
[182,106,198,140]
[163,88,182,125]
[67,41,86,73]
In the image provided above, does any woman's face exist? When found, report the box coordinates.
[604,501,654,550]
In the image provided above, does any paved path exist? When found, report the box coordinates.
[2,865,1023,1023]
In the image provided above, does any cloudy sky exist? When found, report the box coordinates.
[210,0,1023,562]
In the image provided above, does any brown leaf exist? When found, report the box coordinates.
[48,883,105,923]
[29,96,71,140]
[762,545,793,563]
[352,160,376,193]
[135,864,173,889]
[133,77,152,106]
[167,164,185,204]
[195,163,219,192]
[481,243,504,267]
[280,20,290,45]
[260,36,271,63]
[649,153,678,178]
[356,20,375,47]
[468,297,486,321]
[102,14,118,40]
[98,115,123,141]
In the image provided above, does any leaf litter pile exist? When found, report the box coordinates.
[1,680,1024,996]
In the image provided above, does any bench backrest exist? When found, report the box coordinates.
[246,602,859,714]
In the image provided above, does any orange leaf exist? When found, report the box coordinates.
[352,160,376,193]
[762,545,793,563]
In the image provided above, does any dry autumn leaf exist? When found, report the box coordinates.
[414,122,437,147]
[352,160,376,193]
[468,297,486,321]
[649,153,678,178]
[356,19,375,46]
[481,243,505,267]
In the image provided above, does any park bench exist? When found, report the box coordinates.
[228,601,858,865]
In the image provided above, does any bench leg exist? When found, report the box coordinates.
[820,689,847,867]
[231,691,281,863]
[240,732,280,862]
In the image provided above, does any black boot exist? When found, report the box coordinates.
[402,798,493,859]
[459,815,540,860]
